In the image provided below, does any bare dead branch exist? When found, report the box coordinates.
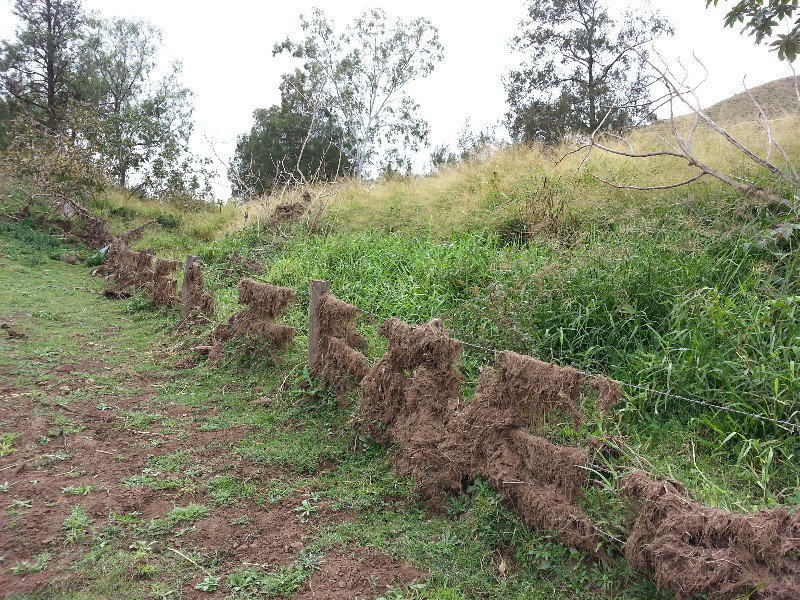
[588,170,706,190]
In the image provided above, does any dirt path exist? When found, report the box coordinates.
[0,252,421,598]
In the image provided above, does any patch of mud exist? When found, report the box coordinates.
[621,471,800,599]
[209,279,295,364]
[293,548,422,600]
[1,321,27,339]
[187,500,309,567]
[0,389,252,595]
[312,293,369,395]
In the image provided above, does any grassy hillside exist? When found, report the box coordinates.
[704,76,800,124]
[69,111,799,507]
[2,100,799,597]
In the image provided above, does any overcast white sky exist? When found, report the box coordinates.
[0,1,795,199]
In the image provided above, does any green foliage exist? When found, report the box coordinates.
[0,96,17,151]
[709,0,800,61]
[506,0,673,143]
[194,575,222,592]
[1,6,212,201]
[231,98,354,199]
[76,17,210,199]
[11,552,52,575]
[167,503,209,523]
[226,551,322,599]
[0,432,20,457]
[0,110,109,204]
[274,8,444,177]
[63,505,92,544]
[0,0,84,130]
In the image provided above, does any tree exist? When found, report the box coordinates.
[78,17,195,192]
[0,97,18,150]
[430,120,505,170]
[708,1,800,61]
[229,69,354,198]
[274,8,443,177]
[0,0,85,131]
[505,0,673,144]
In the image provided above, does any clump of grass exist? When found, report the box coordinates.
[167,503,209,523]
[226,549,323,599]
[11,552,53,575]
[63,505,92,544]
[0,432,20,457]
[62,484,100,496]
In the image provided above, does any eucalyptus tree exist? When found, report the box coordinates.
[79,17,194,191]
[274,8,444,177]
[505,0,673,144]
[708,0,800,61]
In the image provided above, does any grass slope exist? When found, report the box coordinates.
[1,208,666,599]
[2,102,799,596]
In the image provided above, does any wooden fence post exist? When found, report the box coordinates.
[181,255,200,319]
[308,279,331,372]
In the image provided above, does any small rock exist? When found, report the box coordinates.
[60,253,79,265]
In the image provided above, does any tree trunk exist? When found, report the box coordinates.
[45,0,57,131]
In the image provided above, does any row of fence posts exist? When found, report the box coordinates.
[103,254,799,600]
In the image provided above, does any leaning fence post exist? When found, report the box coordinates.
[308,279,331,372]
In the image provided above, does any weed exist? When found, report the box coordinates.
[293,498,318,523]
[0,432,20,457]
[195,574,222,592]
[6,499,32,515]
[167,503,209,523]
[62,484,100,496]
[122,468,186,491]
[63,505,92,544]
[11,552,52,575]
[206,474,255,505]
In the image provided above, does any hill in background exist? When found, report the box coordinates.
[702,75,799,123]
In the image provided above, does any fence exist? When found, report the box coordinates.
[102,241,800,600]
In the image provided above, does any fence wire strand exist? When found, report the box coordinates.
[346,302,800,435]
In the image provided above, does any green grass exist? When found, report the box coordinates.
[63,505,92,544]
[3,119,800,600]
[1,225,673,599]
[183,209,799,509]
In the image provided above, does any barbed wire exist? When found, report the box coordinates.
[346,301,800,435]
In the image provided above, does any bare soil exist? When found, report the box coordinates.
[0,329,420,598]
